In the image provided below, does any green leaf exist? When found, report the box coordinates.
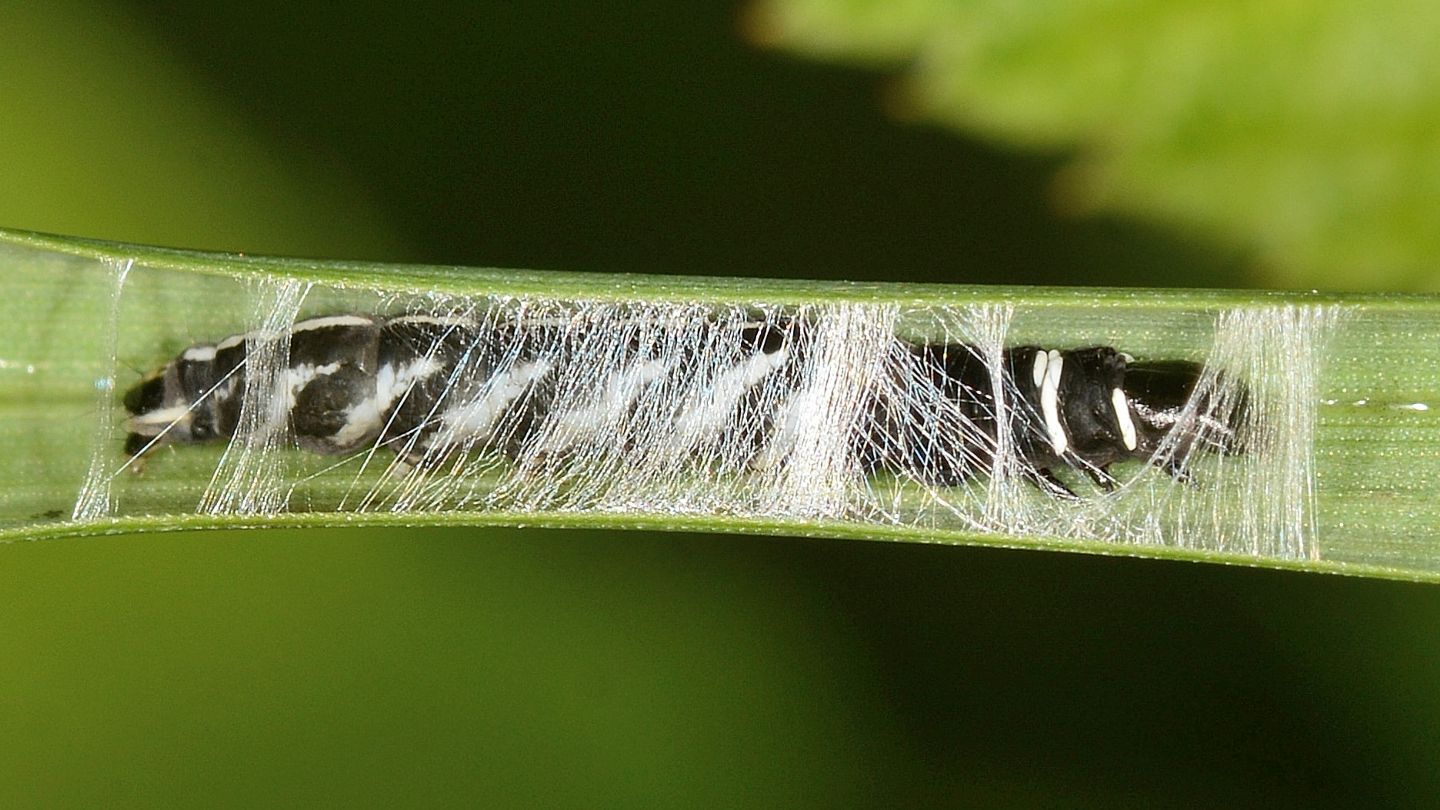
[746,0,1440,291]
[4,228,1440,582]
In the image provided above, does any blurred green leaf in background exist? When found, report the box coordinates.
[3,1,1440,806]
[749,0,1440,291]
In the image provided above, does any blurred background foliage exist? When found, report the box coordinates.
[1,1,1438,806]
[750,0,1440,291]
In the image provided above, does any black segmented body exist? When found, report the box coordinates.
[122,312,1242,494]
[859,342,1235,494]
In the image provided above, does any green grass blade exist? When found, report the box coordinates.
[3,228,1439,582]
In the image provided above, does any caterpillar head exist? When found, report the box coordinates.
[121,349,222,456]
[1035,347,1248,489]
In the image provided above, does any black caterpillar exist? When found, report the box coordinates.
[122,311,1245,496]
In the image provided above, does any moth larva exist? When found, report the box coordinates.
[121,308,1246,499]
[0,235,1352,568]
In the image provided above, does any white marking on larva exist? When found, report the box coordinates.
[211,315,371,354]
[755,391,810,470]
[215,328,287,352]
[183,345,217,362]
[126,404,193,435]
[330,356,446,447]
[285,361,342,402]
[440,360,553,439]
[1041,350,1067,455]
[216,333,250,351]
[374,356,444,411]
[673,345,790,444]
[540,358,670,450]
[332,404,382,448]
[1112,387,1138,451]
[1031,348,1048,388]
[291,314,376,332]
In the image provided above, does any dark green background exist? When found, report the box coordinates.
[2,3,1436,806]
